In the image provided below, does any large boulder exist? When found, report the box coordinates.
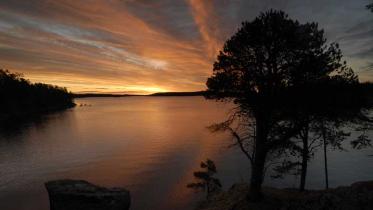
[45,179,130,210]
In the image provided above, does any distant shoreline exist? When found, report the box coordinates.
[73,91,206,98]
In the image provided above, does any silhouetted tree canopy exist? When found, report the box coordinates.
[206,10,357,108]
[0,69,75,121]
[205,10,370,200]
[367,2,373,12]
[187,159,222,199]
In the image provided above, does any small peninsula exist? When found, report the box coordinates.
[0,69,75,121]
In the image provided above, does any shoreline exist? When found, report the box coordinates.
[72,91,206,98]
[198,181,373,210]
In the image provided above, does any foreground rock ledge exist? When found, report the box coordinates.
[199,181,373,210]
[45,179,131,210]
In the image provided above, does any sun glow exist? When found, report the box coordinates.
[124,85,168,94]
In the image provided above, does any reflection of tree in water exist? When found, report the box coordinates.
[0,109,73,139]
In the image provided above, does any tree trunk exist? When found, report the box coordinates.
[299,125,309,191]
[321,123,329,189]
[323,132,329,189]
[249,148,266,201]
[299,139,308,191]
[249,113,268,201]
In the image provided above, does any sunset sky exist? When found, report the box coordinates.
[0,0,372,94]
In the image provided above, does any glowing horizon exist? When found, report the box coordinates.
[0,0,372,94]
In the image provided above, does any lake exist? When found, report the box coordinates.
[0,96,372,210]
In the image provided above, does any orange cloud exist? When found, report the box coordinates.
[0,0,214,94]
[188,0,222,60]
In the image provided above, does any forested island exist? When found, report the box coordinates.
[0,69,75,121]
[72,93,137,98]
[150,91,206,96]
[72,91,206,98]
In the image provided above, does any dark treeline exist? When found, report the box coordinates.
[361,82,373,104]
[72,93,137,98]
[0,69,75,121]
[72,91,206,97]
[150,91,206,96]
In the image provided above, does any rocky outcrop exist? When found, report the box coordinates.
[45,180,131,210]
[198,181,373,210]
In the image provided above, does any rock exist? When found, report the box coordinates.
[45,179,131,210]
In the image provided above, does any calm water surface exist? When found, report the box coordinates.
[0,96,372,210]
